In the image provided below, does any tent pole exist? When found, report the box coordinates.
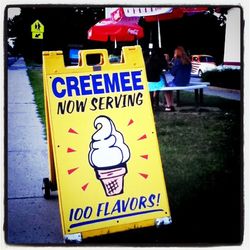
[114,38,117,48]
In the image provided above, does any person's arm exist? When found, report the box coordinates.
[160,54,168,71]
[170,59,180,76]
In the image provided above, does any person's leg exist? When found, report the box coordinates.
[164,91,172,106]
[164,91,175,111]
[164,80,176,111]
[154,91,159,108]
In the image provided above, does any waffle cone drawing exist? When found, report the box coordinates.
[88,116,131,197]
[95,163,127,196]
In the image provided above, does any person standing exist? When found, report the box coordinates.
[145,48,168,109]
[164,46,192,112]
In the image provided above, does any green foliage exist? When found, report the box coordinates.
[8,7,105,63]
[7,6,226,64]
[201,68,241,90]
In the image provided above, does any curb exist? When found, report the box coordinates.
[207,85,240,94]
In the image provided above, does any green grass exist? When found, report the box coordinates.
[26,66,45,125]
[26,64,242,244]
[156,110,240,207]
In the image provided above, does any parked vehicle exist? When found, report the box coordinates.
[191,55,216,77]
[69,48,80,65]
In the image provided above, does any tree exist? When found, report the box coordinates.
[7,6,105,62]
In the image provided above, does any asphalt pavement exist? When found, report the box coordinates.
[190,74,241,101]
[6,58,241,245]
[166,72,241,101]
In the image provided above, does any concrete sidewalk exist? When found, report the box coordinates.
[7,58,63,244]
[204,86,240,101]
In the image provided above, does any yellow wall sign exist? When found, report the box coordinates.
[32,32,43,39]
[31,20,44,39]
[42,46,171,239]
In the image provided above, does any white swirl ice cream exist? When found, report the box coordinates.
[88,116,130,169]
[88,116,130,196]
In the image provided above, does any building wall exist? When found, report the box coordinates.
[223,7,241,67]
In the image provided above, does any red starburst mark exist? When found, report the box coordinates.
[67,167,79,175]
[67,147,76,153]
[140,154,149,160]
[139,173,149,179]
[82,183,89,191]
[128,119,134,126]
[68,128,78,134]
[137,134,147,141]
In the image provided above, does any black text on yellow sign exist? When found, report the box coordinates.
[43,46,171,239]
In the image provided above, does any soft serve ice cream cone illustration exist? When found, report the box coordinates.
[88,116,130,196]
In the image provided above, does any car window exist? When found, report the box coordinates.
[206,56,215,62]
[200,56,215,63]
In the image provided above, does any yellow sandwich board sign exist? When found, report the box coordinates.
[42,46,171,240]
[31,20,44,39]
